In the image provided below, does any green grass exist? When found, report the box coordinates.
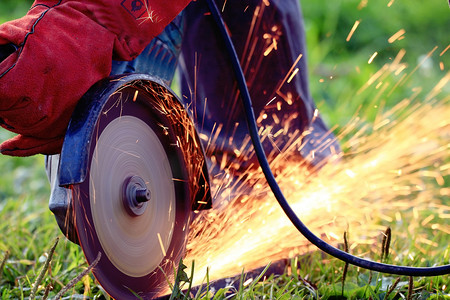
[0,0,449,299]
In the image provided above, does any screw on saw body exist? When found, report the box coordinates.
[123,176,151,216]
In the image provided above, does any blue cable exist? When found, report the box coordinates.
[205,0,450,277]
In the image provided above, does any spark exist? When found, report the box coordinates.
[346,20,361,42]
[388,29,406,43]
[172,178,188,182]
[403,46,438,87]
[276,54,303,96]
[138,10,160,25]
[426,71,450,101]
[157,233,167,257]
[359,49,410,95]
[198,133,209,141]
[241,5,261,67]
[345,169,356,178]
[266,97,277,107]
[110,147,140,158]
[421,215,435,226]
[137,1,160,24]
[137,82,210,210]
[243,278,253,287]
[184,70,449,284]
[263,37,278,56]
[440,44,449,56]
[287,68,299,84]
[222,0,227,12]
[357,0,368,10]
[368,52,378,64]
[170,3,449,284]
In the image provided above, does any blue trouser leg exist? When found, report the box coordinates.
[179,0,340,167]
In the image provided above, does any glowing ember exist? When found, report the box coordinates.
[368,52,378,64]
[388,29,406,44]
[441,45,450,57]
[346,20,361,42]
[183,66,449,285]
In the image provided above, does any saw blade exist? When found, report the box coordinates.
[90,115,175,276]
[72,86,191,299]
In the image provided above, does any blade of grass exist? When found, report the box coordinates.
[54,252,101,299]
[236,268,246,300]
[407,276,414,300]
[186,260,195,299]
[381,227,392,262]
[384,277,400,300]
[247,262,271,291]
[0,250,10,281]
[170,259,189,300]
[30,237,59,300]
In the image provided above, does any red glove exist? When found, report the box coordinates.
[0,0,190,156]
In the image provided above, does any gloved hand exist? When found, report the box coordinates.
[0,0,190,156]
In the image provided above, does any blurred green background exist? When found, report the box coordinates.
[301,0,449,127]
[0,1,448,298]
[0,0,33,22]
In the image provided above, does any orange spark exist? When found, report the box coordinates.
[357,0,368,10]
[266,97,277,107]
[221,0,227,12]
[183,54,449,284]
[346,20,361,42]
[157,233,167,257]
[276,54,303,95]
[440,44,449,56]
[368,52,378,64]
[388,29,406,43]
[287,68,299,83]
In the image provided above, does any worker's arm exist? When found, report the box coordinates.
[0,0,190,156]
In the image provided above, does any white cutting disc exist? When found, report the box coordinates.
[89,115,176,277]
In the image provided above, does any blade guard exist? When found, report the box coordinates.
[49,74,211,241]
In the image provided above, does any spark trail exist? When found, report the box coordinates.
[184,72,449,286]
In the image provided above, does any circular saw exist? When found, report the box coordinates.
[48,74,211,299]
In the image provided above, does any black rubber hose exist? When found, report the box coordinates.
[205,0,450,276]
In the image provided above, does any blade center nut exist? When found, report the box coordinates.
[136,188,151,203]
[123,176,151,216]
